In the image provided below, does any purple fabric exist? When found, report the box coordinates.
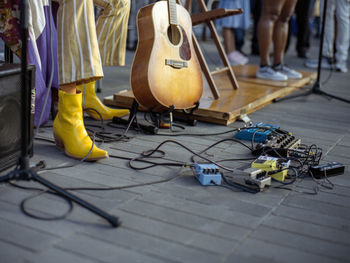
[29,5,59,126]
[0,2,59,126]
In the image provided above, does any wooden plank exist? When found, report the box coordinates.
[104,65,317,126]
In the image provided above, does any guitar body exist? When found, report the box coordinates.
[131,1,203,111]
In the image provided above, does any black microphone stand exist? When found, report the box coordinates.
[0,0,120,227]
[275,0,350,104]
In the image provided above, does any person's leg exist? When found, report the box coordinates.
[77,0,130,120]
[55,0,108,161]
[57,0,104,87]
[251,0,261,55]
[334,0,350,72]
[223,27,248,65]
[223,27,236,54]
[321,0,336,59]
[96,0,130,66]
[60,83,76,94]
[295,0,312,58]
[272,0,297,66]
[257,0,285,66]
[233,28,245,52]
[271,0,302,79]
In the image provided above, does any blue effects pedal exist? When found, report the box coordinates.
[235,123,280,143]
[194,163,221,186]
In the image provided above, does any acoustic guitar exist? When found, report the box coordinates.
[131,0,203,111]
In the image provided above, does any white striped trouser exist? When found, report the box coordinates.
[320,0,350,63]
[57,0,130,85]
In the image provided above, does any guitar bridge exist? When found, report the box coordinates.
[165,59,188,69]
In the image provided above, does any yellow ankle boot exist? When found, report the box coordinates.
[53,90,108,161]
[77,82,129,120]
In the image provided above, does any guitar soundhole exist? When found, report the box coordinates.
[167,25,181,46]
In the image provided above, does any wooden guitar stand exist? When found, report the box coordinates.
[182,0,242,99]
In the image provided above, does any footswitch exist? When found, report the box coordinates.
[194,163,221,186]
[243,168,271,191]
[310,162,345,179]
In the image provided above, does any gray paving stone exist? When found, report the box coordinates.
[27,247,99,263]
[0,200,91,238]
[0,240,35,263]
[282,194,350,220]
[0,218,61,252]
[233,238,341,263]
[82,228,220,263]
[262,215,350,246]
[250,225,349,262]
[134,190,262,228]
[109,209,238,255]
[223,253,282,263]
[289,187,350,208]
[56,232,170,263]
[150,183,276,217]
[273,204,350,232]
[119,198,251,241]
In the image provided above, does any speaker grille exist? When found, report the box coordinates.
[0,94,21,154]
[0,64,35,172]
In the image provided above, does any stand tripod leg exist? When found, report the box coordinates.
[30,171,120,227]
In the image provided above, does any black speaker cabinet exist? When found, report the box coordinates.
[0,63,35,172]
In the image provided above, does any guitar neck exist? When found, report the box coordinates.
[168,0,178,26]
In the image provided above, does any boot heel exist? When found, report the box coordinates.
[53,132,65,151]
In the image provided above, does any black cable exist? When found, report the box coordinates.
[35,133,98,172]
[20,190,73,221]
[10,165,186,193]
[211,181,242,192]
[220,173,260,194]
[309,170,334,190]
[191,138,253,164]
[137,139,250,172]
[272,185,318,195]
[128,157,186,170]
[270,167,298,186]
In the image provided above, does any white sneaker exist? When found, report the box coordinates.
[273,64,302,79]
[304,57,333,69]
[335,61,348,73]
[227,51,249,65]
[256,66,288,81]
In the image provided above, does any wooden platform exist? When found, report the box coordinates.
[104,65,317,125]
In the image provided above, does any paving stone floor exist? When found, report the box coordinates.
[1,30,350,263]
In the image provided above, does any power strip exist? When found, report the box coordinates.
[310,162,345,179]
